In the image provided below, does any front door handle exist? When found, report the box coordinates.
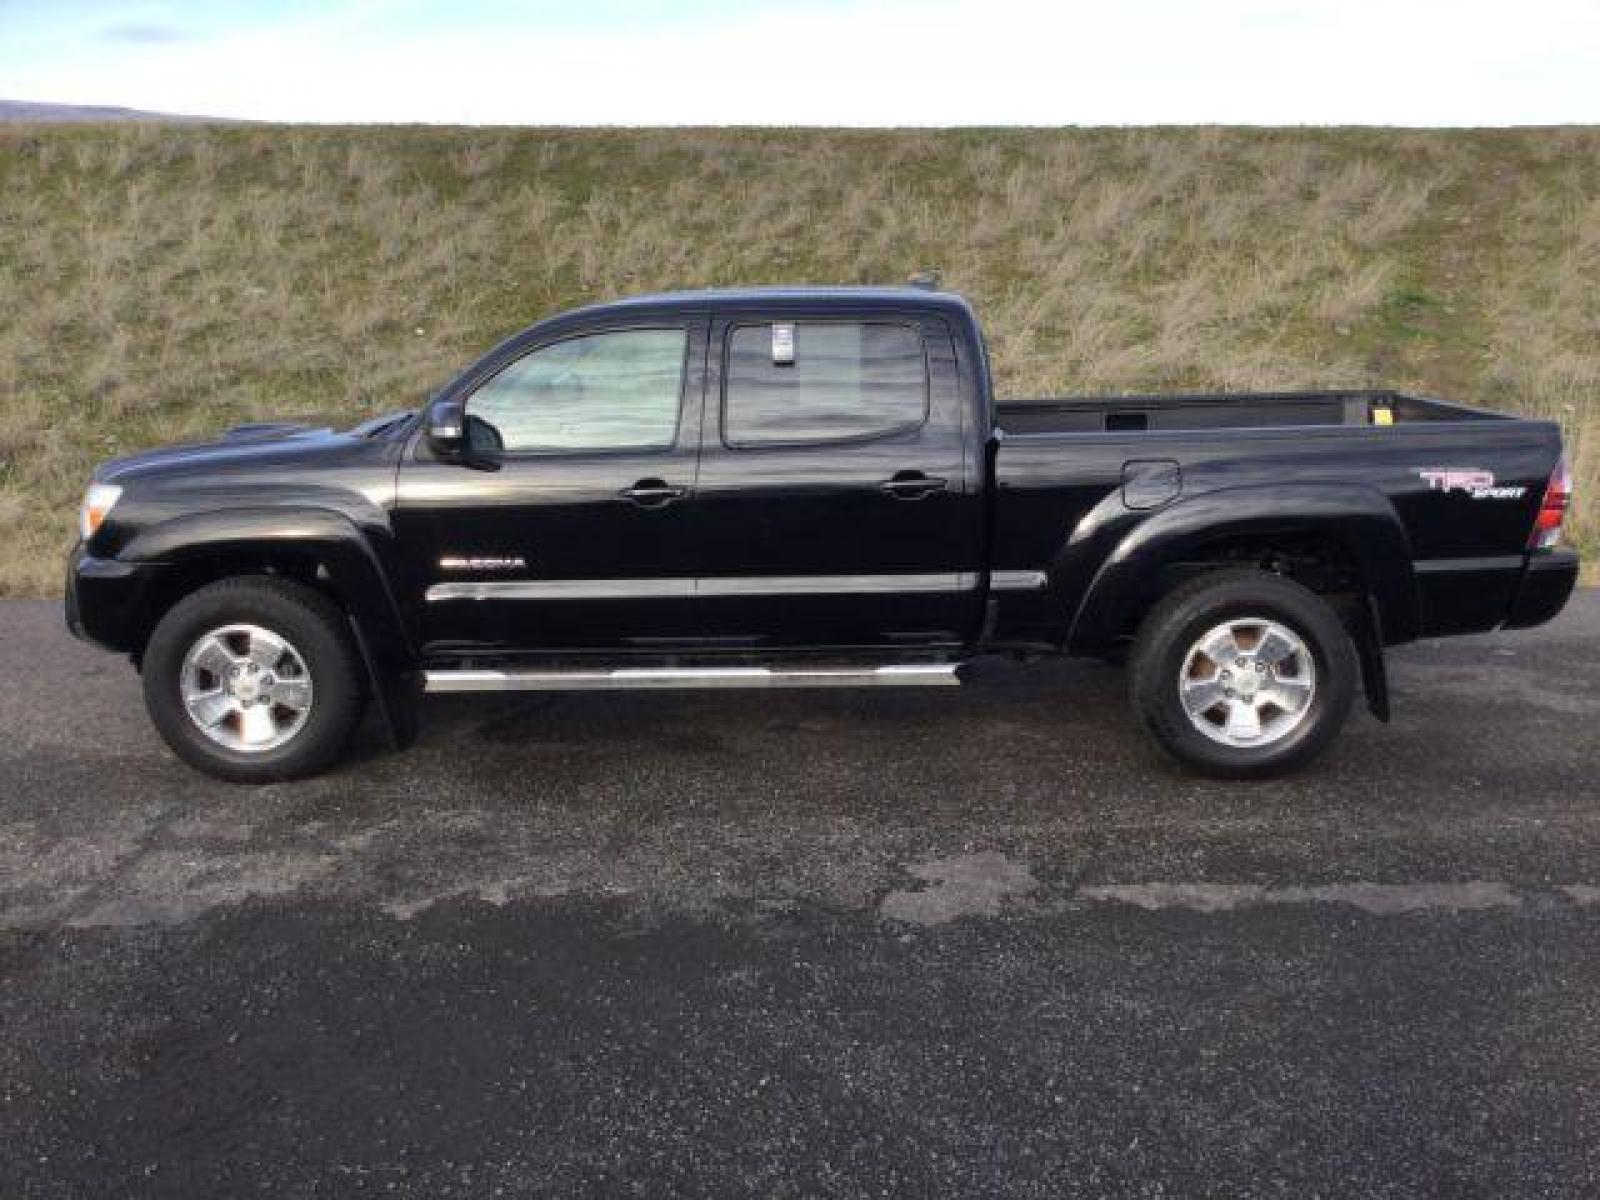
[620,479,687,508]
[880,472,948,499]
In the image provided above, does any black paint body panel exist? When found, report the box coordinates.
[1504,550,1580,630]
[64,287,1577,673]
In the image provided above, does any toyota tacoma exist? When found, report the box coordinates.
[66,287,1579,781]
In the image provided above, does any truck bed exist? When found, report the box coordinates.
[996,389,1507,436]
[988,386,1565,651]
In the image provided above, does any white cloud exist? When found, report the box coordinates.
[8,0,1600,124]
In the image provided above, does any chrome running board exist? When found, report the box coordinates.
[422,663,963,693]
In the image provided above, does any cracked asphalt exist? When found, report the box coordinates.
[3,593,1598,1197]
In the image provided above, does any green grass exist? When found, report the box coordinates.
[0,123,1595,593]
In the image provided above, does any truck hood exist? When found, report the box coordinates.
[96,414,408,484]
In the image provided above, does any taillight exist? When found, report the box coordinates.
[1530,457,1571,550]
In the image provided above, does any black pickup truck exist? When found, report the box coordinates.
[67,286,1578,782]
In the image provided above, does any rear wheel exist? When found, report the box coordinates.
[1130,571,1356,778]
[142,577,366,782]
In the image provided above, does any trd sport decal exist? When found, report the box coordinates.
[1417,468,1527,500]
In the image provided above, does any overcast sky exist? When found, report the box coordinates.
[4,0,1599,125]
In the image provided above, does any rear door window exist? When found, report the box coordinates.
[723,322,927,448]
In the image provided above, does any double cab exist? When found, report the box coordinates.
[67,287,1579,781]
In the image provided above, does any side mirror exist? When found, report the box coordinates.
[425,399,466,455]
[424,398,501,470]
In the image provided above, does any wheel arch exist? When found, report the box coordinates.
[119,507,414,675]
[1065,483,1420,656]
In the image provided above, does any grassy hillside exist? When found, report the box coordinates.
[1,124,1595,594]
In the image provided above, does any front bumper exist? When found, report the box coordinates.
[64,545,168,654]
[1503,549,1581,630]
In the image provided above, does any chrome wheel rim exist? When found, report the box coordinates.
[179,624,313,753]
[1178,616,1316,748]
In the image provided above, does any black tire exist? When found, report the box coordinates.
[141,576,366,783]
[1129,570,1357,778]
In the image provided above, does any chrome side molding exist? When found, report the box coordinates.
[422,663,963,693]
[426,573,981,602]
[990,569,1049,591]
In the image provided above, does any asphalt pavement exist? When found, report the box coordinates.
[3,594,1598,1197]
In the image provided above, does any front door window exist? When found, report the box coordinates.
[466,328,689,454]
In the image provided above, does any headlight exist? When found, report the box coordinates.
[79,482,122,541]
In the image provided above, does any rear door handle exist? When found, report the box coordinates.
[880,472,948,499]
[620,479,687,507]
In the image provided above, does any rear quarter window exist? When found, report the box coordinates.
[723,322,927,448]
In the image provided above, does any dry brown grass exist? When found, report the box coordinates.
[0,124,1596,594]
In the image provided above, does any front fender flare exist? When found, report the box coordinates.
[121,506,414,673]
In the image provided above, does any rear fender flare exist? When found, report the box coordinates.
[1065,483,1420,654]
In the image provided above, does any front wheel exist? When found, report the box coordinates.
[1130,571,1357,778]
[142,577,366,782]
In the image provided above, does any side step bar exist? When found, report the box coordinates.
[422,663,963,693]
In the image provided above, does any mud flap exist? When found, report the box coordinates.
[1351,594,1391,723]
[348,616,420,751]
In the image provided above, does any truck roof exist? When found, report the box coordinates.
[559,285,977,322]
